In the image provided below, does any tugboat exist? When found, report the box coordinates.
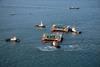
[35,21,46,28]
[71,27,82,34]
[5,36,20,42]
[42,33,63,43]
[51,24,68,33]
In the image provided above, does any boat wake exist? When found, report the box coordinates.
[37,46,57,51]
[37,45,83,51]
[37,44,100,52]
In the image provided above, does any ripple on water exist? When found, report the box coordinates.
[37,46,58,51]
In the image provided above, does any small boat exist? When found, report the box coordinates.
[51,24,68,32]
[42,33,63,43]
[35,21,46,28]
[5,36,20,42]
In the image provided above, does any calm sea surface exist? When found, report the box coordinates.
[0,0,100,67]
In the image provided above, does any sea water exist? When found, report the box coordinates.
[0,0,100,67]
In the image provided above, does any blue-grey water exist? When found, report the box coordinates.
[0,0,100,67]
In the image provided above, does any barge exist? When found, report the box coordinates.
[51,24,68,32]
[42,33,63,43]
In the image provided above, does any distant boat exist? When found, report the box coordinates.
[9,13,16,16]
[35,21,46,28]
[69,6,80,9]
